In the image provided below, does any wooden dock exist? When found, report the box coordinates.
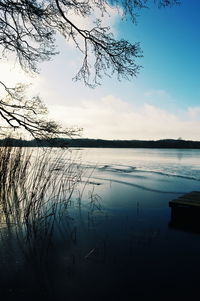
[169,191,200,209]
[169,191,200,233]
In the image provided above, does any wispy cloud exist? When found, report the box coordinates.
[144,89,170,99]
[48,95,200,140]
[187,107,200,119]
[66,3,120,50]
[0,62,32,88]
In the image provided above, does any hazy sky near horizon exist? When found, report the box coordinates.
[1,0,200,140]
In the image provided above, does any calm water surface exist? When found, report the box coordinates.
[53,148,200,299]
[1,148,200,300]
[76,147,200,180]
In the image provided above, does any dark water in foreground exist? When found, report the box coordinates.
[1,148,200,300]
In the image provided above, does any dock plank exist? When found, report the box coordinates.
[169,191,200,208]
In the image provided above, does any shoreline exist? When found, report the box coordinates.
[1,138,200,149]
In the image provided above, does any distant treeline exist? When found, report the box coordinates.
[1,137,200,148]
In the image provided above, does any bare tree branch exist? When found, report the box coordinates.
[0,82,81,139]
[0,0,179,84]
[0,0,180,136]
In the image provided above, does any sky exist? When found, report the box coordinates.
[1,0,200,140]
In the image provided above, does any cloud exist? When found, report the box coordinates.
[0,62,32,89]
[187,107,200,119]
[48,95,200,140]
[66,3,120,50]
[69,3,120,32]
[144,89,170,99]
[0,2,120,86]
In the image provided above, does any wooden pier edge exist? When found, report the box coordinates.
[169,191,200,209]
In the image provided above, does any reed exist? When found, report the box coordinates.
[0,146,83,260]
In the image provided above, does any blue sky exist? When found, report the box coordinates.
[1,0,200,140]
[117,0,200,108]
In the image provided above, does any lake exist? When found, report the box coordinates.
[1,148,200,300]
[77,147,200,180]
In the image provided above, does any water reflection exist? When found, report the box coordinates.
[169,206,200,234]
[176,149,184,161]
[1,147,200,299]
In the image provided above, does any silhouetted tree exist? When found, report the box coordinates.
[0,0,179,137]
[0,81,79,139]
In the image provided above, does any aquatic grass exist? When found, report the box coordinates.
[0,145,107,299]
[0,146,84,261]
